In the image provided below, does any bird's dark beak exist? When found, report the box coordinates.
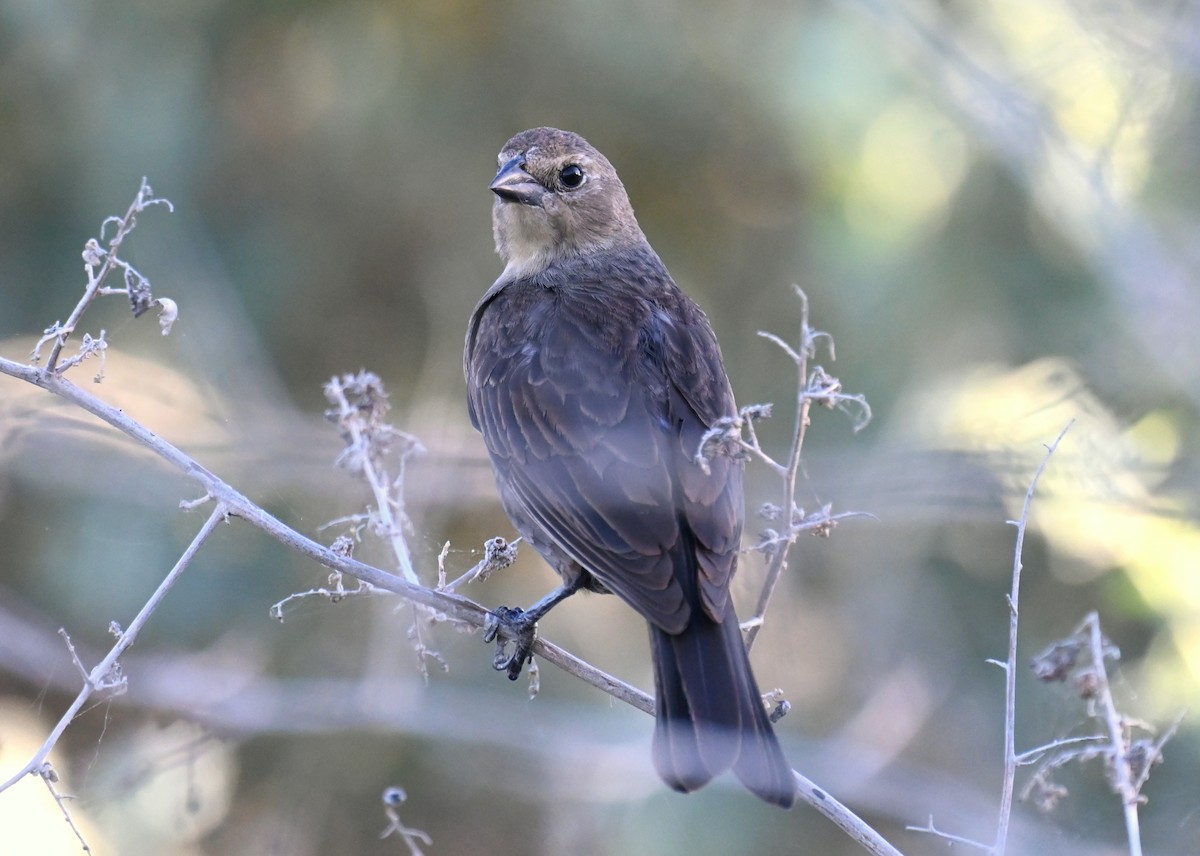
[490,156,543,206]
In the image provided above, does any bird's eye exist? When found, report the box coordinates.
[559,164,585,189]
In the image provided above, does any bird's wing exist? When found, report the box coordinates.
[646,288,743,621]
[467,273,742,631]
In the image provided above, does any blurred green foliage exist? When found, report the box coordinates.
[1,0,1198,854]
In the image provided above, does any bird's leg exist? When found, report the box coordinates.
[484,576,587,680]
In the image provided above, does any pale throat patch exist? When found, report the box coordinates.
[495,204,563,279]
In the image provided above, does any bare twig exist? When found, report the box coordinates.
[1084,612,1143,856]
[992,420,1074,855]
[1022,614,1182,846]
[38,763,92,854]
[790,769,902,856]
[739,287,872,652]
[58,628,92,683]
[440,536,521,593]
[906,421,1073,854]
[37,178,175,372]
[1129,713,1184,798]
[1015,736,1107,766]
[269,576,385,620]
[0,503,227,795]
[267,535,374,620]
[379,786,432,856]
[52,331,108,382]
[1018,735,1111,812]
[324,371,424,584]
[906,814,990,852]
[323,370,444,678]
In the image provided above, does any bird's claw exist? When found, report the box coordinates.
[484,606,537,681]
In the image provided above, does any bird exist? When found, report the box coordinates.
[464,127,795,808]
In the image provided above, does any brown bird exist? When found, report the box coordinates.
[464,127,794,807]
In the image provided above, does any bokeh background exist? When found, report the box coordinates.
[1,0,1198,853]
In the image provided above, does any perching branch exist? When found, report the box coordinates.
[0,184,903,856]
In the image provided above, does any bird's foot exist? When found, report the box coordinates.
[483,606,538,680]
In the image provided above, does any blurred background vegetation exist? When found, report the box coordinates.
[1,0,1198,853]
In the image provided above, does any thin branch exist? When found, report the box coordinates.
[992,419,1074,855]
[907,814,991,852]
[744,287,871,651]
[1084,611,1143,856]
[41,178,173,372]
[58,628,92,682]
[379,786,432,856]
[799,770,902,856]
[1129,712,1185,798]
[1015,735,1107,766]
[742,290,816,652]
[269,575,385,620]
[324,372,423,583]
[1022,614,1182,839]
[38,763,92,853]
[440,536,521,593]
[0,503,227,795]
[322,372,443,677]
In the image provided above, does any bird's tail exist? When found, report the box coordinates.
[649,605,796,808]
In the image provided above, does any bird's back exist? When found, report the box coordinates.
[465,246,744,634]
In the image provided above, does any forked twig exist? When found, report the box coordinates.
[0,504,227,795]
[379,786,432,856]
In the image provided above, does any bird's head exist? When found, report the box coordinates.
[490,127,645,279]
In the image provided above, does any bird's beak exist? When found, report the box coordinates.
[490,156,543,206]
